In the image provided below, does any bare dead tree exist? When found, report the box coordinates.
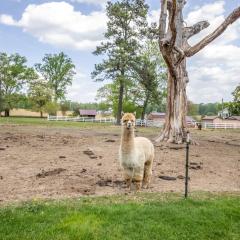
[156,0,240,143]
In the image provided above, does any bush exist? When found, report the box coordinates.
[44,102,59,115]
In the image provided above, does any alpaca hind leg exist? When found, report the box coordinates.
[123,168,133,189]
[142,157,153,189]
[132,167,144,191]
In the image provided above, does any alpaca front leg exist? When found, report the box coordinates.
[123,168,133,189]
[142,159,153,189]
[132,167,144,191]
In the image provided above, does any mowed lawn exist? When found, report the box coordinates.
[0,194,239,240]
[0,117,158,134]
[0,117,113,128]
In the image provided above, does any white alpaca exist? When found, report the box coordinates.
[119,113,154,190]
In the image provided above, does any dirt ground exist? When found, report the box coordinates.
[0,124,239,203]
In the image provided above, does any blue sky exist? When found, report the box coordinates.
[0,0,239,103]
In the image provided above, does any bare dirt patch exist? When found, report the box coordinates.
[0,125,239,203]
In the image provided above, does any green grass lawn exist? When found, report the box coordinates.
[0,117,113,128]
[0,117,161,135]
[0,193,239,240]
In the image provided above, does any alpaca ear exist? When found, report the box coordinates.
[121,111,124,117]
[133,111,136,117]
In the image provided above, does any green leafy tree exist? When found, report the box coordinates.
[130,41,167,119]
[44,101,59,116]
[232,85,240,102]
[60,100,72,116]
[98,102,111,112]
[0,52,37,117]
[224,85,240,115]
[12,94,33,109]
[96,83,119,116]
[35,52,75,102]
[28,80,52,118]
[92,0,148,124]
[226,102,240,115]
[187,101,199,116]
[69,102,101,116]
[199,103,218,116]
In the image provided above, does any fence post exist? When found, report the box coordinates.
[185,131,190,199]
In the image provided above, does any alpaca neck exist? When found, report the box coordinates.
[121,127,135,153]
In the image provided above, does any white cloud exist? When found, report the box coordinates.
[70,0,107,6]
[0,2,107,51]
[66,70,103,102]
[0,14,18,26]
[185,1,240,103]
[147,9,160,24]
[186,1,225,24]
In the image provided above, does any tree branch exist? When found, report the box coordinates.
[185,6,240,57]
[159,0,168,40]
[183,21,210,39]
[169,0,177,47]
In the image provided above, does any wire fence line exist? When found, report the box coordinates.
[47,116,240,129]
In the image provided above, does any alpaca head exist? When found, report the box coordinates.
[121,113,136,130]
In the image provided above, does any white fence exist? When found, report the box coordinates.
[135,119,164,127]
[47,116,240,129]
[196,122,240,129]
[47,115,164,127]
[48,115,116,123]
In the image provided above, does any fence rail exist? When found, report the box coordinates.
[196,122,240,129]
[47,116,240,129]
[48,115,116,123]
[135,119,164,127]
[47,116,164,127]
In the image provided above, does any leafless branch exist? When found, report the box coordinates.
[169,0,177,47]
[183,21,210,39]
[185,6,240,57]
[159,0,168,40]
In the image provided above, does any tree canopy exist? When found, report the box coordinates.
[92,0,149,124]
[28,79,52,117]
[0,52,37,116]
[35,52,75,102]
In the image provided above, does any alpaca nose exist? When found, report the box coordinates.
[127,122,131,128]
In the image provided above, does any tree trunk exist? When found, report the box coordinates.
[141,93,150,120]
[156,66,187,143]
[156,0,188,143]
[4,108,10,117]
[0,80,2,115]
[116,80,124,125]
[40,111,43,118]
[141,109,145,121]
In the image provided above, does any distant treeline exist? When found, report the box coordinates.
[11,97,229,117]
[188,101,239,116]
